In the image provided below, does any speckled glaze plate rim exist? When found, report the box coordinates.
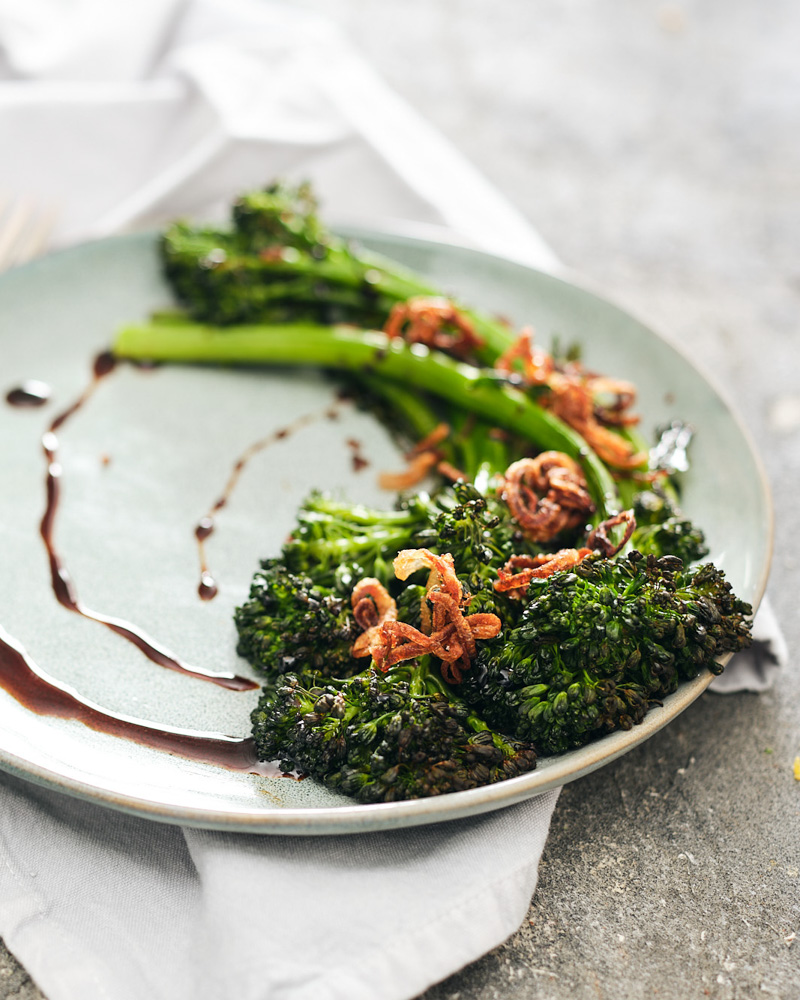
[0,228,773,835]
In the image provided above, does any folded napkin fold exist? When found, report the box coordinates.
[709,595,785,693]
[0,1,784,998]
[0,771,558,1000]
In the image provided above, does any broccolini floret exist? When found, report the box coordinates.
[162,181,435,329]
[461,552,752,754]
[423,481,520,577]
[250,663,537,803]
[231,183,328,252]
[629,488,709,564]
[234,560,360,683]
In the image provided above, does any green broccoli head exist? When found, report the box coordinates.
[431,481,502,564]
[461,551,752,753]
[251,667,537,802]
[430,481,512,569]
[234,559,360,681]
[630,488,709,564]
[466,668,653,756]
[232,181,329,254]
[160,181,399,327]
[160,222,244,324]
[414,480,535,585]
[250,673,351,777]
[281,491,427,592]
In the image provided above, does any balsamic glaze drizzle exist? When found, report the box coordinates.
[346,437,370,472]
[0,355,361,775]
[38,353,257,692]
[193,404,343,600]
[6,380,52,407]
[0,625,280,775]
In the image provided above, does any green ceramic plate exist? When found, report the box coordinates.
[0,230,772,834]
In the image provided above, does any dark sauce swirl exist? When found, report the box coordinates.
[6,380,52,407]
[39,353,257,692]
[193,404,343,599]
[0,626,280,775]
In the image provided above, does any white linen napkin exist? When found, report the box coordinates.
[0,2,784,998]
[0,770,557,1000]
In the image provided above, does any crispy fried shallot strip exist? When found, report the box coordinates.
[365,548,501,683]
[384,296,484,359]
[378,451,439,491]
[406,422,450,457]
[494,549,594,598]
[493,509,637,598]
[350,578,397,659]
[547,376,647,470]
[436,460,466,483]
[588,375,640,427]
[495,326,553,384]
[379,423,452,491]
[394,548,461,633]
[494,329,646,470]
[500,453,595,542]
[585,509,636,557]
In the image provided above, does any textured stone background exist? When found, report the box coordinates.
[2,1,798,997]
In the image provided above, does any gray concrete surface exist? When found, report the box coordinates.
[2,1,798,997]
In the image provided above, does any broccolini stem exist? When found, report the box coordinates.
[301,529,418,563]
[114,319,619,517]
[358,374,517,483]
[467,713,490,733]
[408,657,430,698]
[474,445,512,493]
[301,495,422,526]
[451,412,478,480]
[244,240,517,363]
[355,373,443,443]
